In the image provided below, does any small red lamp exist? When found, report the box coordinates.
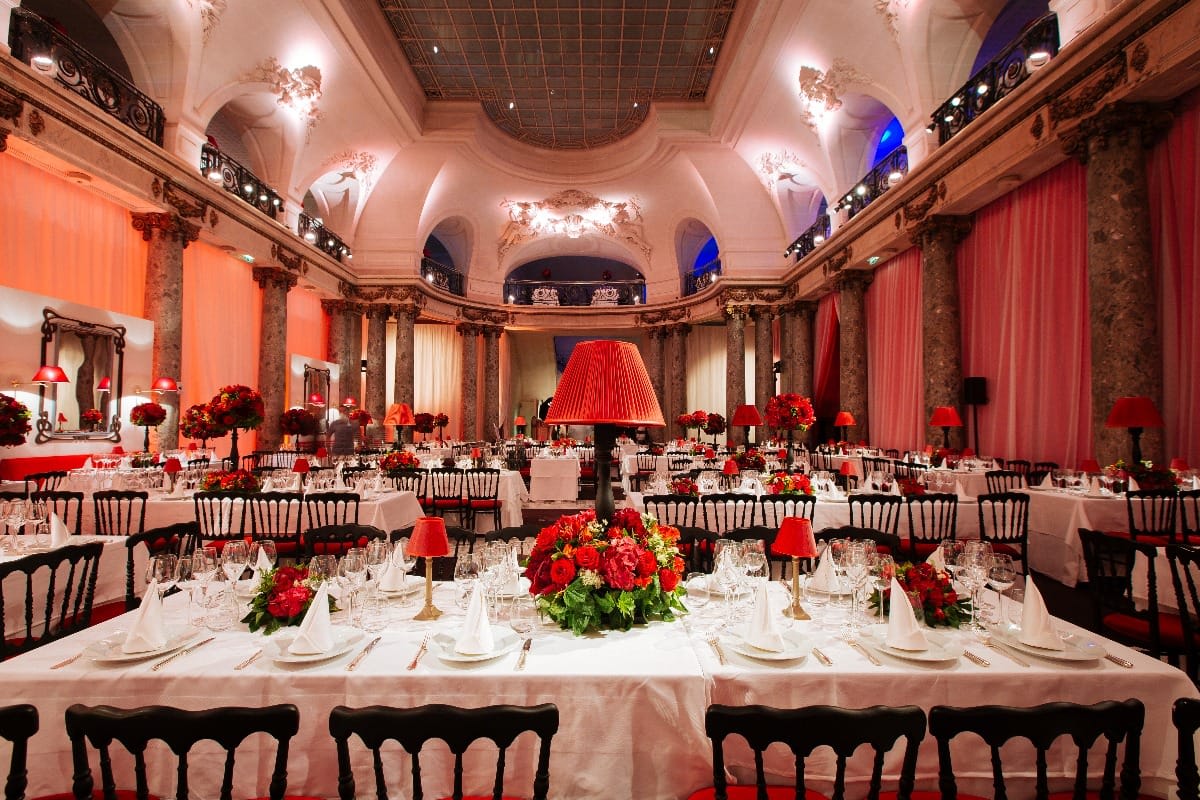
[163,457,182,491]
[341,396,357,409]
[308,392,326,407]
[152,377,179,393]
[31,365,69,384]
[833,410,856,442]
[408,516,451,620]
[384,403,415,445]
[96,376,111,391]
[772,517,818,619]
[722,459,739,476]
[1105,396,1164,465]
[1079,458,1101,474]
[514,415,527,436]
[730,404,762,444]
[1171,457,1190,472]
[929,406,963,449]
[292,457,310,487]
[704,447,716,460]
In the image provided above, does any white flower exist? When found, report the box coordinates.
[578,569,603,589]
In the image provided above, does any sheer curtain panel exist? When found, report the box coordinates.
[865,248,924,452]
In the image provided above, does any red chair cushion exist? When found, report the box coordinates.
[89,599,127,625]
[880,792,961,800]
[469,499,500,509]
[32,792,156,800]
[433,499,465,508]
[1048,792,1158,800]
[990,542,1024,558]
[909,541,942,558]
[687,787,827,800]
[1103,610,1193,647]
[297,535,370,556]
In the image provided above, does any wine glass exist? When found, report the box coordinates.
[250,540,277,575]
[24,501,46,547]
[509,595,537,641]
[221,542,250,589]
[174,555,201,626]
[453,552,481,609]
[146,554,179,598]
[308,554,338,584]
[364,540,390,584]
[339,550,368,625]
[987,554,1017,626]
[868,554,895,620]
[4,501,26,551]
[955,550,991,633]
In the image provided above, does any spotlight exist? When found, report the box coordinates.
[206,168,222,183]
[887,171,903,187]
[1026,51,1051,71]
[813,234,825,244]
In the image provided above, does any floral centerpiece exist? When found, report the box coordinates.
[80,408,104,431]
[130,402,167,451]
[1106,459,1178,492]
[524,509,687,635]
[676,409,708,438]
[553,436,577,450]
[414,412,435,438]
[131,452,156,469]
[702,412,726,444]
[198,469,261,493]
[670,476,699,496]
[764,471,813,496]
[434,412,449,440]
[897,477,925,497]
[242,565,338,635]
[869,562,971,628]
[280,407,318,437]
[733,448,766,471]
[379,450,419,475]
[349,408,372,428]
[0,396,31,447]
[765,393,816,462]
[180,403,228,449]
[210,384,265,467]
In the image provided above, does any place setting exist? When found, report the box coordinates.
[78,579,201,667]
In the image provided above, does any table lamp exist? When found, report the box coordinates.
[704,447,716,460]
[928,406,962,449]
[1079,458,1101,474]
[545,340,665,523]
[772,517,817,619]
[162,457,182,492]
[1171,458,1190,472]
[384,403,415,447]
[834,410,855,442]
[514,415,527,437]
[1105,396,1164,465]
[409,516,451,620]
[730,404,762,445]
[292,457,310,488]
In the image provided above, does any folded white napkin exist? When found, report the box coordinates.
[744,583,784,652]
[261,477,274,493]
[379,554,411,592]
[1039,472,1053,489]
[807,549,839,593]
[1088,476,1103,497]
[170,477,186,497]
[955,480,972,502]
[49,512,71,548]
[891,481,903,496]
[886,576,929,651]
[254,546,273,574]
[121,580,168,653]
[926,546,947,572]
[1019,578,1064,650]
[1128,476,1140,491]
[288,582,335,655]
[455,583,495,655]
[334,472,347,490]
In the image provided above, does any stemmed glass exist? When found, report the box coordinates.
[221,542,250,593]
[339,549,368,625]
[987,554,1017,627]
[453,552,482,609]
[955,548,992,633]
[174,556,200,626]
[868,554,895,620]
[364,540,390,591]
[249,541,277,577]
[308,554,338,583]
[841,543,871,634]
[3,501,26,551]
[146,554,179,598]
[24,501,46,548]
[712,540,744,628]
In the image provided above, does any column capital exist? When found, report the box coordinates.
[781,300,818,318]
[130,212,200,249]
[911,215,973,248]
[750,305,776,322]
[320,298,348,315]
[833,271,873,295]
[252,266,298,291]
[392,301,421,322]
[480,325,504,339]
[723,304,750,322]
[458,322,482,338]
[643,325,670,340]
[364,304,391,320]
[1059,101,1174,163]
[668,323,691,337]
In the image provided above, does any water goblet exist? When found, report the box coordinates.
[250,540,277,575]
[453,553,482,609]
[221,542,250,590]
[308,554,338,583]
[868,554,895,620]
[174,556,202,626]
[146,554,179,598]
[987,554,1016,626]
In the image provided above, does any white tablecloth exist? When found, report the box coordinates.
[0,585,1191,798]
[528,458,580,502]
[1025,489,1128,587]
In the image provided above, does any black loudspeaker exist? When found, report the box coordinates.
[963,377,988,406]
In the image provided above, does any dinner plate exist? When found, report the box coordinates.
[433,626,521,663]
[379,575,424,597]
[727,628,809,661]
[990,627,1102,662]
[270,628,364,664]
[861,625,962,663]
[494,577,532,598]
[685,576,730,598]
[85,627,200,664]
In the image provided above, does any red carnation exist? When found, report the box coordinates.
[600,538,639,591]
[550,557,576,586]
[637,550,658,576]
[659,568,679,592]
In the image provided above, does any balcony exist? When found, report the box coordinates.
[929,14,1059,146]
[504,279,645,307]
[831,147,908,221]
[420,257,465,297]
[200,145,283,220]
[298,213,351,262]
[684,259,721,296]
[785,215,831,261]
[8,8,164,146]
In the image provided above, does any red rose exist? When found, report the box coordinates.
[574,545,600,571]
[659,568,679,592]
[637,550,658,576]
[600,538,639,590]
[550,557,576,586]
[267,585,311,618]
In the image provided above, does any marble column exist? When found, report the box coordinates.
[913,215,972,450]
[459,324,480,441]
[779,301,816,397]
[482,326,502,442]
[642,327,667,442]
[836,272,872,445]
[392,303,419,444]
[1063,102,1170,465]
[364,305,389,432]
[321,299,355,409]
[667,324,691,439]
[753,306,775,421]
[132,212,198,450]
[724,306,748,446]
[253,267,298,451]
[347,304,364,406]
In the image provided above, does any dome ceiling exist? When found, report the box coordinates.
[375,0,737,149]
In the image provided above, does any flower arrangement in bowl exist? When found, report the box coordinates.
[242,565,338,635]
[552,437,577,450]
[524,508,687,635]
[379,450,419,475]
[869,562,971,628]
[764,393,816,431]
[0,396,31,447]
[210,385,265,430]
[80,408,104,431]
[180,403,229,448]
[130,402,167,427]
[1106,459,1178,492]
[764,471,813,496]
[702,412,726,443]
[198,469,261,493]
[733,448,766,471]
[280,407,318,436]
[670,476,699,496]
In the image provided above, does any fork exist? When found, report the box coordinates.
[705,635,728,665]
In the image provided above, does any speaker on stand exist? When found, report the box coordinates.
[963,377,988,454]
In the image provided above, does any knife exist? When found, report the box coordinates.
[984,639,1031,667]
[406,634,429,671]
[1104,652,1134,669]
[706,635,728,665]
[811,647,832,667]
[850,641,882,666]
[963,650,990,667]
[346,637,381,672]
[515,638,532,671]
[150,637,215,671]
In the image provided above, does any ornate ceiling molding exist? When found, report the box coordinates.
[638,307,690,326]
[821,247,853,279]
[270,243,306,275]
[459,307,511,326]
[796,58,872,131]
[498,189,650,259]
[185,0,227,44]
[874,0,910,41]
[253,265,299,291]
[354,285,427,307]
[322,150,379,191]
[757,150,810,186]
[130,213,200,248]
[243,57,323,140]
[719,288,787,306]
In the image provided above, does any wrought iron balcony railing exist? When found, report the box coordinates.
[298,213,351,262]
[929,14,1059,145]
[831,147,908,221]
[684,259,721,296]
[504,279,646,307]
[8,8,164,146]
[421,257,465,296]
[785,215,831,260]
[200,144,283,220]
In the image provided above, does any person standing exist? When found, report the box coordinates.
[328,408,355,456]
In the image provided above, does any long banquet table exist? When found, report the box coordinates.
[0,584,1191,799]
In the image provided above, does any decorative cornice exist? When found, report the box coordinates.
[355,285,427,307]
[26,109,42,137]
[364,304,391,319]
[0,89,21,125]
[252,265,299,291]
[821,246,853,278]
[900,182,948,227]
[480,324,505,338]
[638,307,690,326]
[270,242,305,274]
[780,300,818,317]
[911,215,973,248]
[457,322,483,337]
[320,298,348,315]
[723,304,750,322]
[130,212,200,248]
[1049,53,1127,130]
[1058,101,1175,163]
[642,325,670,339]
[460,307,510,326]
[719,287,786,307]
[161,181,208,220]
[832,270,873,294]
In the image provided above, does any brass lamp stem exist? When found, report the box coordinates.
[413,557,442,621]
[783,556,810,620]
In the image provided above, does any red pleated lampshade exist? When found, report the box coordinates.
[384,403,415,426]
[162,458,182,474]
[545,340,664,426]
[833,410,856,427]
[408,516,450,557]
[730,404,762,427]
[292,458,310,474]
[1105,396,1164,429]
[929,406,962,427]
[1079,458,1101,473]
[722,459,739,475]
[31,365,69,384]
[773,517,817,558]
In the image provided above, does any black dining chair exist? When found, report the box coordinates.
[848,493,903,537]
[816,525,902,557]
[0,704,37,800]
[192,490,250,548]
[699,493,758,534]
[246,491,305,558]
[329,703,559,800]
[1181,489,1200,544]
[984,469,1025,494]
[1176,697,1200,800]
[1078,528,1175,663]
[1125,489,1179,545]
[30,490,84,537]
[0,541,102,660]
[643,494,703,529]
[464,467,503,532]
[759,494,816,529]
[92,489,147,537]
[89,522,201,624]
[905,493,958,559]
[976,491,1030,573]
[301,524,386,559]
[303,491,360,529]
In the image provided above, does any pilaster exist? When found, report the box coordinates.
[835,272,873,445]
[253,266,298,450]
[459,323,481,441]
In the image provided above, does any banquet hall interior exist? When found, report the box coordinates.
[0,0,1199,797]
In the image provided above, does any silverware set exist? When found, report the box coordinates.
[407,634,429,670]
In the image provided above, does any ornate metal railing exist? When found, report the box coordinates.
[504,279,646,307]
[421,257,465,296]
[684,259,721,296]
[200,144,283,219]
[785,215,831,260]
[8,8,164,146]
[832,147,908,221]
[930,14,1059,145]
[298,213,350,262]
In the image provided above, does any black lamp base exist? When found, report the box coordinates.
[594,423,617,524]
[1128,427,1144,466]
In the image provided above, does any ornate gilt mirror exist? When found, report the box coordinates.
[35,308,125,443]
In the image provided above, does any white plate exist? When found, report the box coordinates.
[727,628,809,661]
[861,625,962,663]
[85,627,200,663]
[379,575,424,597]
[685,576,728,598]
[494,577,532,598]
[270,628,364,663]
[433,626,521,663]
[991,627,1102,662]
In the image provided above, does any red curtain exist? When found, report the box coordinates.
[1148,87,1200,468]
[865,247,924,452]
[286,287,328,362]
[957,160,1091,466]
[812,292,840,426]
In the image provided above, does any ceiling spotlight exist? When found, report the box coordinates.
[206,168,222,183]
[887,170,903,187]
[950,96,962,107]
[243,184,254,195]
[258,192,268,202]
[925,123,936,133]
[1026,51,1051,71]
[943,115,954,123]
[976,83,989,95]
[813,234,825,244]
[31,53,54,70]
[867,255,881,265]
[508,294,515,303]
[304,230,317,242]
[708,46,715,55]
[426,273,435,282]
[854,184,867,196]
[633,101,639,108]
[346,252,353,259]
[273,198,281,206]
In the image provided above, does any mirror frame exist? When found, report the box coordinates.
[35,307,125,444]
